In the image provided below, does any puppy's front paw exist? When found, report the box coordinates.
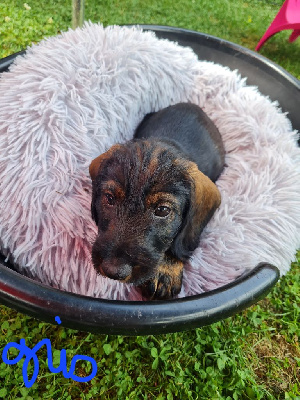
[141,258,183,300]
[155,270,183,299]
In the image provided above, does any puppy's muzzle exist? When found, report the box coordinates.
[92,240,158,284]
[100,259,132,281]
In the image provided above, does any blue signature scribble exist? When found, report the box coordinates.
[1,317,97,388]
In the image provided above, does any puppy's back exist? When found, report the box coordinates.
[134,103,225,182]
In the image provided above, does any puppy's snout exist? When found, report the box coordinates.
[115,241,154,264]
[92,239,157,284]
[101,259,132,281]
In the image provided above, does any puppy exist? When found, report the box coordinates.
[89,103,225,300]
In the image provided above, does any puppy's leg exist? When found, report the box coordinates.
[141,256,184,300]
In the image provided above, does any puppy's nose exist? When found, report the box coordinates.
[101,260,132,281]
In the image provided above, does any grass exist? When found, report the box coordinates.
[0,260,299,399]
[0,0,299,399]
[1,0,300,78]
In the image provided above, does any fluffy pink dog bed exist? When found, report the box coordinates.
[0,23,299,300]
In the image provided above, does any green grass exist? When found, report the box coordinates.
[1,0,300,78]
[0,260,299,399]
[0,1,300,399]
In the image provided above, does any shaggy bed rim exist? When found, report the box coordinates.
[0,23,299,301]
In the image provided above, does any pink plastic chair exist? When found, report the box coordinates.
[256,0,300,51]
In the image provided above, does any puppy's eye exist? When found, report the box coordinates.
[154,205,171,217]
[104,193,115,206]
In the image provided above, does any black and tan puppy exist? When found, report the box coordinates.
[89,103,225,299]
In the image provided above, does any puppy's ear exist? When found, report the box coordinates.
[171,162,221,261]
[89,155,102,224]
[89,144,122,180]
[89,144,121,224]
[89,155,103,182]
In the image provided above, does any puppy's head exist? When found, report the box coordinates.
[89,140,221,285]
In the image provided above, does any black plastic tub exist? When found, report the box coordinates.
[0,26,299,336]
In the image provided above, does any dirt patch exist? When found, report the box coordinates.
[248,333,300,397]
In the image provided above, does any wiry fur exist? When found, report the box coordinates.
[89,121,223,299]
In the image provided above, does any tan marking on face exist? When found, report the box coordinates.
[101,180,125,202]
[89,144,122,180]
[146,143,163,176]
[145,192,180,211]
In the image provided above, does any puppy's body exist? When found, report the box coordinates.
[134,103,224,182]
[89,103,225,299]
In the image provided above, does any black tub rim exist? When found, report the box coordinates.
[1,24,298,335]
[0,259,279,335]
[138,25,300,87]
[138,25,300,134]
